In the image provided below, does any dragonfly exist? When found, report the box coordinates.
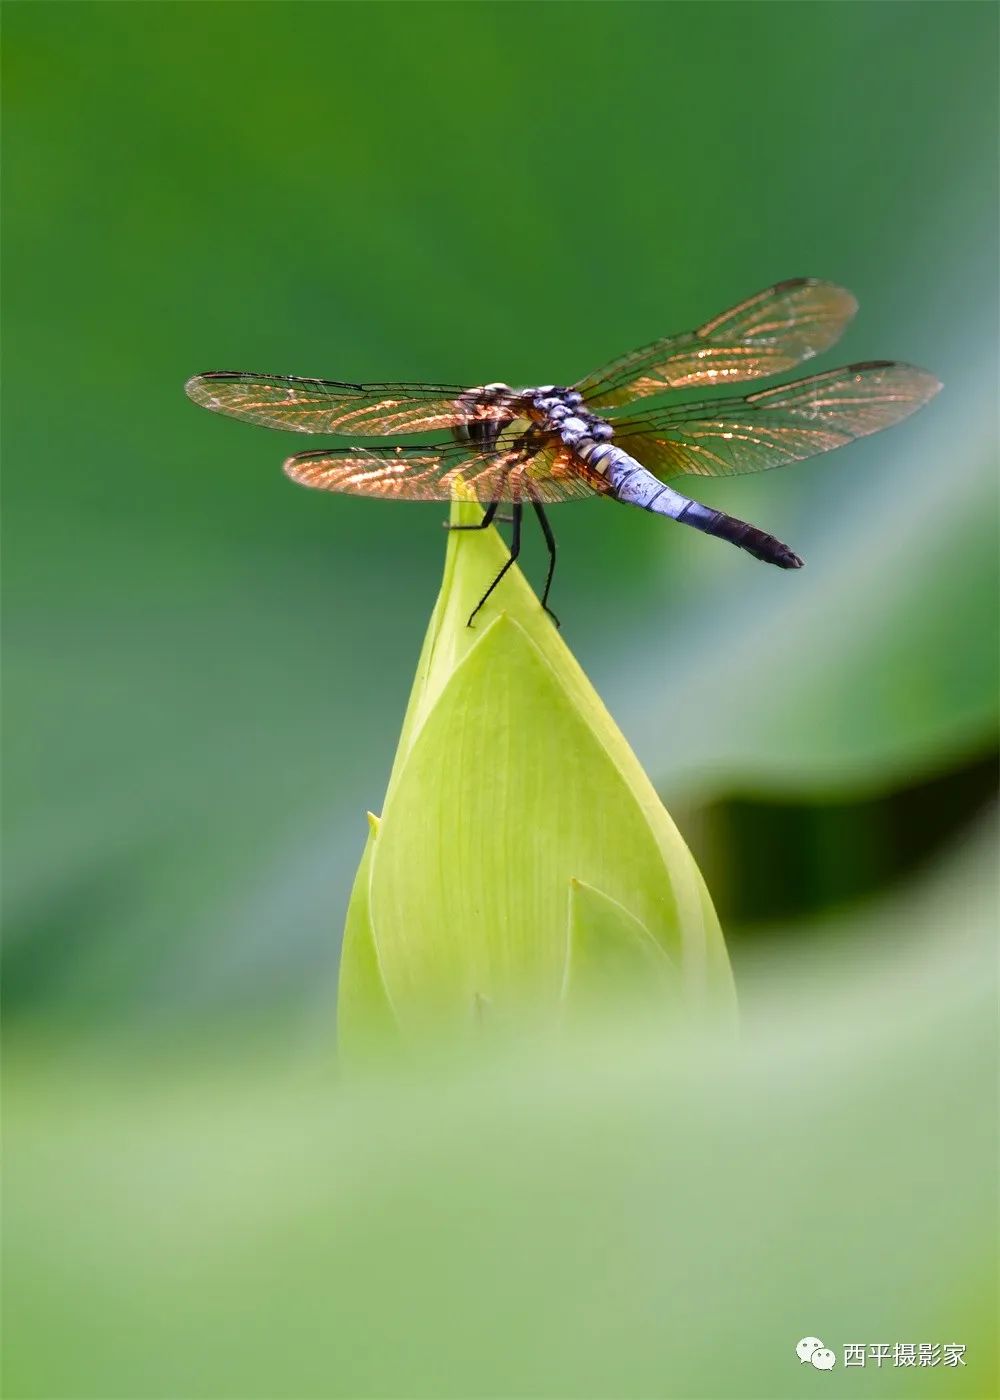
[185,278,940,626]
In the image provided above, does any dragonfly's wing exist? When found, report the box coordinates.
[185,371,515,436]
[576,279,858,409]
[516,443,615,502]
[610,361,941,480]
[283,439,605,503]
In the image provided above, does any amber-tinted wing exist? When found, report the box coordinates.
[610,361,941,480]
[517,443,615,502]
[576,278,858,409]
[283,438,606,503]
[185,371,515,436]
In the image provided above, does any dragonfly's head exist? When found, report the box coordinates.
[452,383,517,452]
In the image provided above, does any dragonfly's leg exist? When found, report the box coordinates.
[528,494,560,628]
[467,502,522,628]
[444,499,512,530]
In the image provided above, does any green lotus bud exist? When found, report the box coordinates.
[338,487,735,1062]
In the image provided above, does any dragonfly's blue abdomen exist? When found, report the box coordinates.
[578,440,692,518]
[535,391,802,570]
[577,438,802,568]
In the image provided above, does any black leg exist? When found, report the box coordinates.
[444,498,502,531]
[445,512,513,528]
[467,502,522,627]
[528,496,560,628]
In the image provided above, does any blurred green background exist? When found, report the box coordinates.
[3,3,997,1397]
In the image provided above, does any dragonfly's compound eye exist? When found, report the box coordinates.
[454,419,503,450]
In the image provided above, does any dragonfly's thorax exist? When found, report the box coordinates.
[453,381,615,455]
[525,385,614,449]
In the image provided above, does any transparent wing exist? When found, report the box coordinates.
[576,278,858,408]
[185,371,514,436]
[611,361,941,479]
[283,438,606,503]
[518,443,615,503]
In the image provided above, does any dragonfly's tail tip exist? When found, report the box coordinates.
[771,546,804,569]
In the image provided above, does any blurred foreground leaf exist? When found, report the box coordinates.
[5,818,996,1399]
